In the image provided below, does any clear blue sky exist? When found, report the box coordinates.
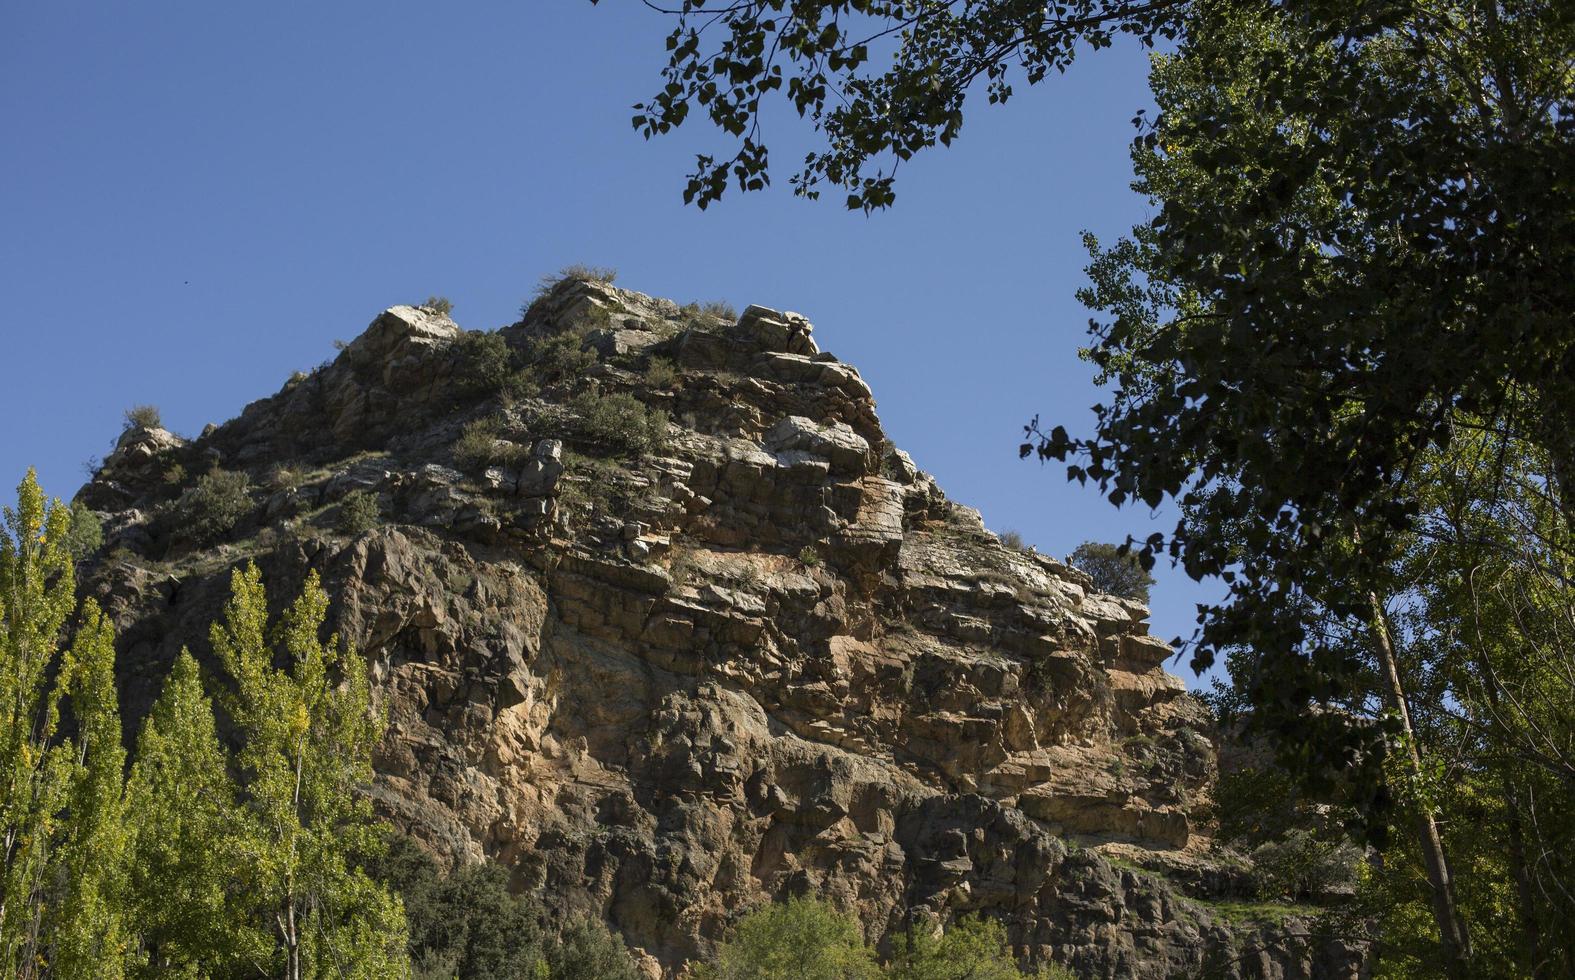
[1,2,1220,688]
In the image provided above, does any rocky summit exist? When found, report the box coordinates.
[77,278,1364,978]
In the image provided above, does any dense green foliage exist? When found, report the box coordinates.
[368,834,639,980]
[700,898,1061,979]
[61,501,102,559]
[522,329,597,386]
[569,391,670,457]
[703,897,878,980]
[1,470,653,979]
[1069,541,1155,602]
[124,650,252,976]
[209,564,407,978]
[887,916,1050,980]
[337,489,382,535]
[451,330,515,397]
[2,472,407,978]
[1076,6,1575,973]
[0,471,127,979]
[175,467,253,546]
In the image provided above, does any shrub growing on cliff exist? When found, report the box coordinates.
[644,357,679,388]
[420,296,453,316]
[176,468,253,545]
[546,919,642,980]
[569,391,668,457]
[63,500,104,558]
[123,403,162,431]
[701,898,1061,979]
[371,835,544,979]
[1249,829,1361,903]
[452,330,515,397]
[453,417,531,473]
[337,489,381,535]
[1069,541,1155,602]
[526,330,598,384]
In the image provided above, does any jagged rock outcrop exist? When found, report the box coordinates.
[77,279,1366,978]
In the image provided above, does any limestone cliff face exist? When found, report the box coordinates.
[79,279,1363,978]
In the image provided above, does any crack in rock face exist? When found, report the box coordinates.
[77,278,1367,979]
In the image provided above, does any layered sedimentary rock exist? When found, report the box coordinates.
[78,279,1364,978]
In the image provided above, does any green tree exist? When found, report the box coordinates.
[61,502,102,560]
[370,834,545,979]
[0,475,183,979]
[45,603,129,979]
[1208,408,1575,977]
[703,896,878,980]
[546,919,641,980]
[1069,541,1155,602]
[1049,7,1572,973]
[176,468,253,547]
[887,916,1027,980]
[0,470,129,980]
[124,650,262,977]
[208,564,407,980]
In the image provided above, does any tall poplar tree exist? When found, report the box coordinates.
[46,603,128,978]
[208,564,406,980]
[124,649,262,977]
[0,470,127,979]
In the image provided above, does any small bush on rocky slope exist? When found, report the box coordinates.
[569,391,668,456]
[123,403,162,431]
[174,467,252,545]
[681,299,738,320]
[63,501,103,558]
[526,330,598,384]
[536,264,617,298]
[453,417,531,473]
[452,330,515,397]
[337,489,381,535]
[644,356,679,388]
[1069,540,1155,602]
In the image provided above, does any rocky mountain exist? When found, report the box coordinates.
[76,276,1364,978]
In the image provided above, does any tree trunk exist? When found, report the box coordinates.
[1471,645,1548,977]
[286,898,300,980]
[1369,591,1474,977]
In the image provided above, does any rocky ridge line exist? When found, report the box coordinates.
[78,278,1364,978]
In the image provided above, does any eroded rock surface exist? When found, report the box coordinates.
[78,280,1365,979]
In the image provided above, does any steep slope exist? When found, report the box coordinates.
[78,277,1363,978]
